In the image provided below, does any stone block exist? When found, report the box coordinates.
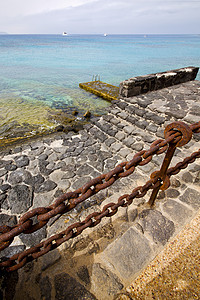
[139,209,175,245]
[162,199,193,226]
[102,227,153,279]
[90,263,123,299]
[179,188,200,209]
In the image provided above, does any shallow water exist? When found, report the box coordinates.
[0,34,200,145]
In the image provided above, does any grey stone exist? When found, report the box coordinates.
[105,138,116,147]
[41,249,61,271]
[19,225,47,247]
[139,209,175,245]
[103,227,153,279]
[179,188,200,209]
[89,127,107,142]
[182,172,194,183]
[14,155,29,167]
[0,169,8,177]
[117,112,128,120]
[76,164,94,176]
[0,245,25,259]
[118,148,132,158]
[35,180,57,193]
[127,208,138,223]
[72,176,91,190]
[91,263,123,297]
[134,108,146,117]
[124,136,135,147]
[38,153,48,160]
[54,273,96,300]
[8,185,33,214]
[33,174,45,185]
[5,163,17,171]
[0,184,11,192]
[165,188,180,198]
[111,142,123,152]
[8,169,33,186]
[137,120,149,129]
[131,142,144,151]
[124,125,135,134]
[0,194,9,210]
[0,214,17,226]
[162,199,193,226]
[146,123,158,133]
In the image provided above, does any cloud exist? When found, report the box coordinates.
[0,0,199,34]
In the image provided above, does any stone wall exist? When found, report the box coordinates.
[119,66,199,97]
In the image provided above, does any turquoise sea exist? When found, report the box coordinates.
[0,34,200,145]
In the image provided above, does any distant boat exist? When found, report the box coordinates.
[62,32,68,36]
[104,33,107,37]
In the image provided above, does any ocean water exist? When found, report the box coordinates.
[0,34,200,145]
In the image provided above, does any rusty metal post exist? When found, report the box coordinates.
[148,142,177,206]
[148,121,193,207]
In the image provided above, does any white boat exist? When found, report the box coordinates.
[104,33,107,37]
[62,32,68,36]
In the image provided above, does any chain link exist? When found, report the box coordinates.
[0,121,199,271]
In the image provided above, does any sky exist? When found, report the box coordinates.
[0,0,200,34]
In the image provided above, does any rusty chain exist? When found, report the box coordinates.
[0,121,199,272]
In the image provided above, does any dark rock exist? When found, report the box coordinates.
[0,193,9,209]
[54,273,96,300]
[89,127,107,142]
[0,269,19,300]
[8,185,33,214]
[5,164,17,171]
[0,214,17,227]
[33,174,45,185]
[179,188,200,209]
[35,180,57,193]
[0,184,11,192]
[77,266,90,285]
[84,111,91,118]
[56,125,64,132]
[139,209,175,245]
[14,155,29,167]
[39,276,52,300]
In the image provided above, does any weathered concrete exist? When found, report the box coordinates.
[0,80,200,299]
[119,66,199,97]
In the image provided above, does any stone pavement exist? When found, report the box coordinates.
[0,80,200,299]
